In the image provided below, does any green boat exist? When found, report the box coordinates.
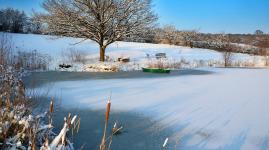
[142,68,170,73]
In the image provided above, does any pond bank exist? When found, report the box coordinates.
[23,69,212,88]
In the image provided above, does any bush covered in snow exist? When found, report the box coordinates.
[0,67,79,150]
[61,48,88,65]
[1,33,51,71]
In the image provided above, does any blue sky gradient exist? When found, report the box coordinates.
[0,0,268,34]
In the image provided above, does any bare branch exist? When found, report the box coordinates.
[35,0,157,61]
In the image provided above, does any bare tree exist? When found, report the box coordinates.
[265,50,269,66]
[222,47,233,67]
[35,0,157,61]
[0,8,28,33]
[255,39,269,66]
[153,25,178,44]
[162,25,178,44]
[26,17,44,34]
[179,30,198,47]
[255,29,264,35]
[216,33,233,67]
[0,33,13,68]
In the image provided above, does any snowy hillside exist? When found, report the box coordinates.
[7,33,266,71]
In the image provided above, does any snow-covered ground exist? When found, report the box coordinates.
[8,33,269,149]
[7,33,266,71]
[36,68,269,150]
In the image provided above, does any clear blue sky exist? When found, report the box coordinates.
[0,0,268,34]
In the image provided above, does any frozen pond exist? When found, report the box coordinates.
[24,69,212,88]
[25,69,209,150]
[51,108,175,150]
[24,68,269,150]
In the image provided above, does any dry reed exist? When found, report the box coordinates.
[0,67,79,150]
[100,99,111,150]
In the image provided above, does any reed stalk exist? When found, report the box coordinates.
[100,99,111,150]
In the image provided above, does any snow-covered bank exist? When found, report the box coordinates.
[7,33,267,71]
[35,68,269,150]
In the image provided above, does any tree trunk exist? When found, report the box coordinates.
[99,46,106,62]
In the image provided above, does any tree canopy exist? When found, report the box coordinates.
[36,0,157,61]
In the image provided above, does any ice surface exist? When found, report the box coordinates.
[8,32,269,149]
[36,68,269,150]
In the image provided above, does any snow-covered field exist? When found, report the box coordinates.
[8,33,266,71]
[8,33,269,149]
[37,68,269,150]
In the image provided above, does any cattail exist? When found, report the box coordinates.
[112,122,117,134]
[30,129,36,150]
[71,115,77,125]
[163,137,169,148]
[45,138,49,148]
[67,113,71,128]
[100,99,111,150]
[105,100,111,123]
[76,117,81,133]
[49,100,54,114]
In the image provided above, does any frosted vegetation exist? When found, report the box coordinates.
[1,30,269,150]
[0,0,268,149]
[0,67,79,149]
[7,33,268,72]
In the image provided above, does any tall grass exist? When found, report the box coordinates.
[0,67,79,150]
[99,97,124,150]
[0,33,51,71]
[61,48,88,64]
[99,100,111,150]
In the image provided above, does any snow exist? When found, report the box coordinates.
[6,33,266,71]
[36,68,269,150]
[7,33,269,149]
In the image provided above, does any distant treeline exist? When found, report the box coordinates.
[125,26,269,55]
[0,8,43,34]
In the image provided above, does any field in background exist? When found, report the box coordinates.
[7,33,267,72]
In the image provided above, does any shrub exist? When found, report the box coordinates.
[61,48,88,64]
[0,33,13,68]
[0,67,79,150]
[15,50,51,71]
[146,58,185,69]
[0,33,51,71]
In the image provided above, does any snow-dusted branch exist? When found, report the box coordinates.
[34,0,157,61]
